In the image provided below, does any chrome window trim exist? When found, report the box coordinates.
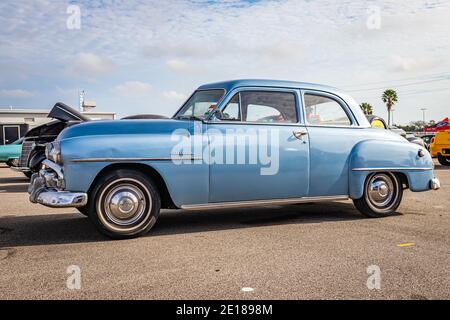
[301,89,359,128]
[204,120,307,127]
[181,195,349,210]
[207,86,303,124]
[172,88,227,119]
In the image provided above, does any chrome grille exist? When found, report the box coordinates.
[19,140,34,168]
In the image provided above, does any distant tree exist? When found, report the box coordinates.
[397,120,431,132]
[381,89,398,126]
[359,102,373,115]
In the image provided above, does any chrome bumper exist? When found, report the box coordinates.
[10,166,30,172]
[28,163,87,208]
[430,177,441,190]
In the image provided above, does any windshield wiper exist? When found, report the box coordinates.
[174,115,204,121]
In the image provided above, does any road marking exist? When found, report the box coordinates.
[241,287,255,292]
[397,243,415,247]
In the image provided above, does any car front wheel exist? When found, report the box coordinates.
[437,155,450,166]
[88,169,161,239]
[353,172,403,218]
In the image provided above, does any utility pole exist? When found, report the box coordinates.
[79,90,85,112]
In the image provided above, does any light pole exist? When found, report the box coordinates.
[420,108,427,124]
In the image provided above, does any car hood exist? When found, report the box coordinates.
[48,102,90,122]
[58,118,195,141]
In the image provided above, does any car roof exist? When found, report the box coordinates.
[196,79,371,127]
[198,79,344,95]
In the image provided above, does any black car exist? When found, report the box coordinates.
[13,102,89,178]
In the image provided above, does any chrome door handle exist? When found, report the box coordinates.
[293,130,308,140]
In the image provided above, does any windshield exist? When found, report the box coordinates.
[174,89,225,120]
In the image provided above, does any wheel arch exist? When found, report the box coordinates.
[87,163,177,209]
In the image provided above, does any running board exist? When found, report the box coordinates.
[180,196,349,210]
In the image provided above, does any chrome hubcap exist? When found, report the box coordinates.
[104,183,146,226]
[367,173,395,208]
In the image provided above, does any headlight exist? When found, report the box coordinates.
[45,141,61,163]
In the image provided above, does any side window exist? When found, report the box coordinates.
[241,91,297,123]
[304,94,352,126]
[220,94,240,120]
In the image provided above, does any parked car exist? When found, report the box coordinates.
[14,102,89,178]
[366,115,387,129]
[29,80,440,239]
[429,130,450,166]
[419,134,435,151]
[389,126,407,138]
[366,115,426,148]
[0,138,23,167]
[405,133,426,148]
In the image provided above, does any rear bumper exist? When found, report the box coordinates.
[28,163,87,208]
[430,177,441,190]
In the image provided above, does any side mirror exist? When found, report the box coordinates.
[211,109,224,121]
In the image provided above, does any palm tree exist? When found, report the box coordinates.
[359,102,373,115]
[381,89,398,126]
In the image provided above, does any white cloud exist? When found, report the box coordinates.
[390,55,441,72]
[166,59,197,74]
[68,53,115,77]
[114,81,153,96]
[1,0,450,122]
[162,90,187,101]
[0,89,36,98]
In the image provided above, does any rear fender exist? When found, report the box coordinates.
[349,139,433,199]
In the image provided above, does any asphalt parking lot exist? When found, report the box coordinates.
[0,162,449,300]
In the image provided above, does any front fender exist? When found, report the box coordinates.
[349,139,434,199]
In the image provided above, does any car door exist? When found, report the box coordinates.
[207,88,310,203]
[302,90,361,197]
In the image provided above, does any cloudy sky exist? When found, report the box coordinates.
[0,0,449,123]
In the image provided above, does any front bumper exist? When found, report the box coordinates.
[28,161,87,208]
[10,166,30,172]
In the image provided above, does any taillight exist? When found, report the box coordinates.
[431,137,435,144]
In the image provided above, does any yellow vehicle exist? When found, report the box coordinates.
[430,130,450,166]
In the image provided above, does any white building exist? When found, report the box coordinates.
[0,108,116,145]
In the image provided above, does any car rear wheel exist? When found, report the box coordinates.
[438,155,450,166]
[87,169,161,239]
[353,172,403,218]
[6,159,18,167]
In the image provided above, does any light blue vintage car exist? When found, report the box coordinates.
[29,80,440,239]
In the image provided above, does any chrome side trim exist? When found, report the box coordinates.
[352,167,433,171]
[70,157,203,163]
[180,195,349,210]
